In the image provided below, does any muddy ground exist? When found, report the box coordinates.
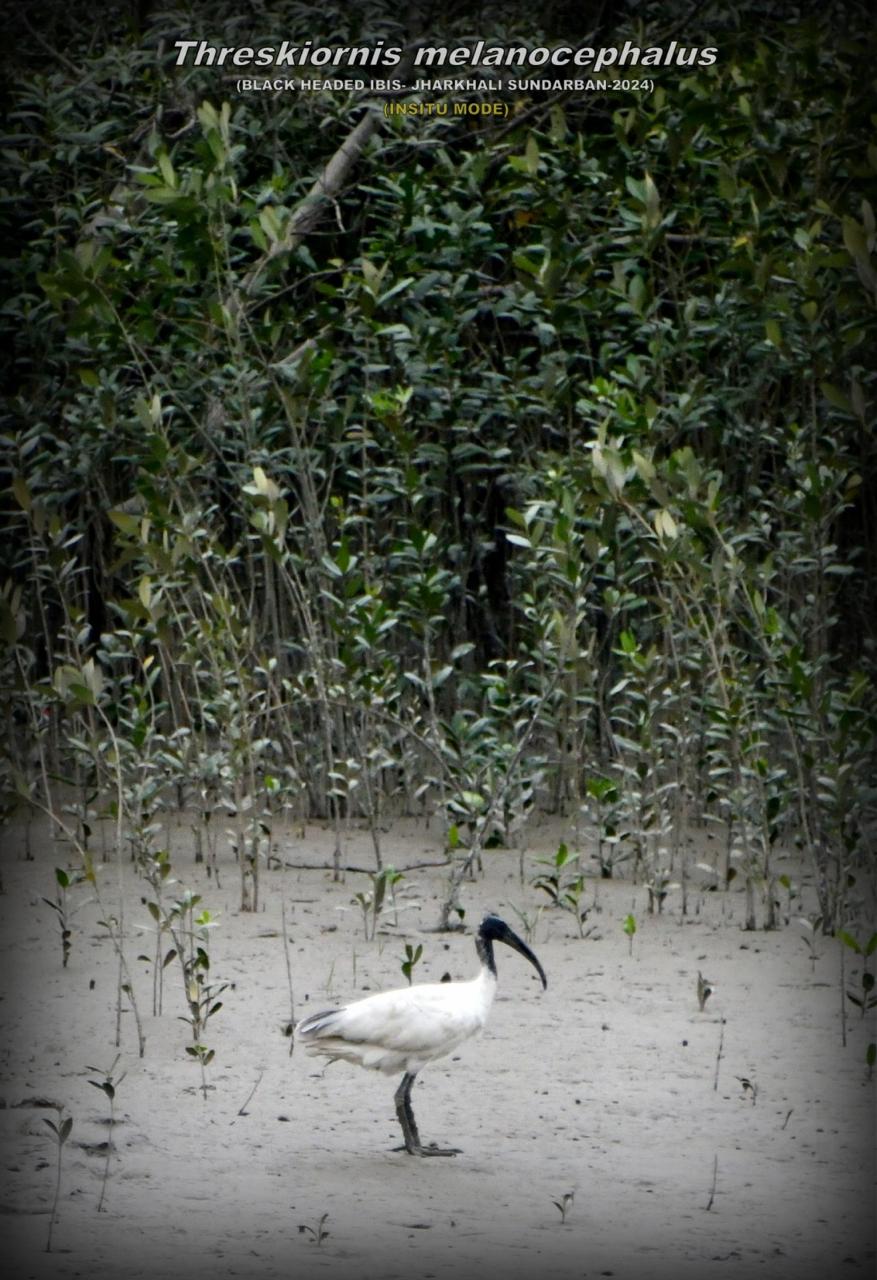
[1,815,874,1280]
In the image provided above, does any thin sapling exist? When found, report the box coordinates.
[623,912,637,957]
[298,1212,329,1245]
[799,913,823,972]
[43,1109,73,1252]
[838,929,877,1019]
[86,1054,125,1212]
[697,971,713,1011]
[401,942,423,985]
[533,843,592,936]
[552,1190,574,1224]
[42,866,91,968]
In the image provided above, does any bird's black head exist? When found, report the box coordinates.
[478,914,547,989]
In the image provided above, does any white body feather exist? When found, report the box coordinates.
[296,967,498,1075]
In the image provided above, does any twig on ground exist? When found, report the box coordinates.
[282,898,295,1057]
[236,1070,265,1117]
[713,1018,726,1091]
[705,1154,718,1211]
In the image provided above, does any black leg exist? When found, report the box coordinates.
[393,1072,460,1157]
[394,1072,421,1153]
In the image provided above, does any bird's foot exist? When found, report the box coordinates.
[392,1142,461,1157]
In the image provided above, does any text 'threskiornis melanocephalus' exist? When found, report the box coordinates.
[295,913,547,1156]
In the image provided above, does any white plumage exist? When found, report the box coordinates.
[296,913,547,1156]
[297,967,496,1075]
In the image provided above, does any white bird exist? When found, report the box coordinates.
[295,913,547,1156]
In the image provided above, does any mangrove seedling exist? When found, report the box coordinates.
[799,914,823,972]
[736,1075,758,1105]
[533,843,593,935]
[552,1190,574,1224]
[138,849,177,1015]
[532,841,579,907]
[351,865,404,940]
[164,893,229,1098]
[838,929,877,1018]
[43,1109,72,1252]
[509,903,542,943]
[298,1212,329,1245]
[180,965,227,1099]
[777,874,798,924]
[42,866,91,968]
[401,942,423,985]
[697,971,713,1011]
[645,867,677,915]
[86,1054,126,1212]
[584,776,628,878]
[186,1042,216,1088]
[623,912,637,957]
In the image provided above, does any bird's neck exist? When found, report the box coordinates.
[476,933,498,979]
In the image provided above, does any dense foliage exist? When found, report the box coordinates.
[2,0,874,931]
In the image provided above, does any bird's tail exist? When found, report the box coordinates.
[296,1007,344,1038]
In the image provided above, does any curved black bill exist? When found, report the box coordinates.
[481,914,548,989]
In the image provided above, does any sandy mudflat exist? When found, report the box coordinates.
[1,815,874,1280]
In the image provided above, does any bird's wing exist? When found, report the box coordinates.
[300,982,485,1054]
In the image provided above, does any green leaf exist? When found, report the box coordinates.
[654,508,678,540]
[842,216,868,263]
[157,150,177,189]
[524,133,540,176]
[643,170,661,229]
[632,450,655,483]
[820,382,852,414]
[0,594,17,644]
[108,509,141,536]
[12,475,31,513]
